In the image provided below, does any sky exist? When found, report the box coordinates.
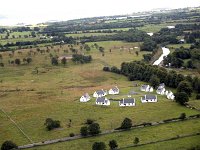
[0,0,200,26]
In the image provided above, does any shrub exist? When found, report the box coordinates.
[69,133,75,137]
[80,126,88,136]
[103,66,110,72]
[109,140,118,150]
[120,118,132,130]
[196,94,200,100]
[85,119,94,125]
[44,118,60,131]
[179,113,186,120]
[134,137,140,145]
[1,140,18,150]
[92,142,106,150]
[88,123,101,135]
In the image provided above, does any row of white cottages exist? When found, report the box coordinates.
[140,83,175,100]
[80,86,157,106]
[83,95,157,106]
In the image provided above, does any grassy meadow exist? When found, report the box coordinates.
[0,41,199,149]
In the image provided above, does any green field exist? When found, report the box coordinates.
[28,119,200,150]
[0,40,199,150]
[65,32,116,37]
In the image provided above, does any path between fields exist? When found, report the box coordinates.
[0,108,34,144]
[18,115,200,149]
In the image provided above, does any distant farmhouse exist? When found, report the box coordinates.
[167,91,175,100]
[80,93,90,102]
[93,89,107,98]
[141,95,157,103]
[119,98,135,107]
[109,86,119,95]
[156,83,165,95]
[140,85,153,92]
[96,97,110,106]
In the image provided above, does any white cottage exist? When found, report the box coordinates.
[80,93,90,102]
[140,85,153,92]
[93,89,107,98]
[141,95,157,103]
[156,83,165,95]
[109,86,119,95]
[167,91,175,100]
[96,97,110,106]
[119,98,135,107]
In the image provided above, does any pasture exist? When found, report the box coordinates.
[0,41,199,149]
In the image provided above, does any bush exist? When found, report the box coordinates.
[196,94,200,100]
[179,113,186,120]
[0,63,4,67]
[44,118,60,131]
[134,137,140,145]
[69,133,75,137]
[103,66,110,72]
[175,92,189,105]
[85,119,94,125]
[120,118,132,130]
[88,123,101,135]
[92,142,106,150]
[109,140,118,150]
[80,126,88,136]
[1,140,18,150]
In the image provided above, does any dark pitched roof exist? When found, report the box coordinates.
[111,87,119,92]
[120,98,135,104]
[141,85,149,89]
[96,97,108,103]
[146,95,156,99]
[96,90,105,95]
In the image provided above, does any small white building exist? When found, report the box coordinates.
[80,93,90,102]
[96,97,110,106]
[109,86,119,95]
[141,95,157,103]
[119,98,135,107]
[156,83,165,95]
[167,91,175,100]
[93,89,107,98]
[140,85,153,92]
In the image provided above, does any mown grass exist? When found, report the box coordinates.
[28,119,200,150]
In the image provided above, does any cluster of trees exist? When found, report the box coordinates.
[72,54,92,64]
[80,120,101,136]
[104,61,200,104]
[80,29,149,43]
[44,118,60,131]
[164,42,200,68]
[1,140,18,150]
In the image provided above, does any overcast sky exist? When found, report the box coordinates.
[0,0,200,25]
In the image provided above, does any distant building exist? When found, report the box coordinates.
[80,93,90,102]
[109,86,119,95]
[141,95,157,103]
[96,97,110,106]
[167,91,175,100]
[156,83,165,95]
[140,85,153,92]
[93,89,107,98]
[119,98,135,107]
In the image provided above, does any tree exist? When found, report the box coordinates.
[140,39,157,51]
[135,51,139,56]
[44,118,60,131]
[177,81,193,96]
[80,126,88,136]
[149,75,160,88]
[88,123,101,135]
[92,142,106,150]
[1,140,17,150]
[51,57,58,65]
[26,57,32,64]
[134,137,139,145]
[121,118,132,130]
[15,58,21,65]
[85,119,94,125]
[179,113,186,120]
[175,92,189,105]
[61,57,67,66]
[109,140,118,150]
